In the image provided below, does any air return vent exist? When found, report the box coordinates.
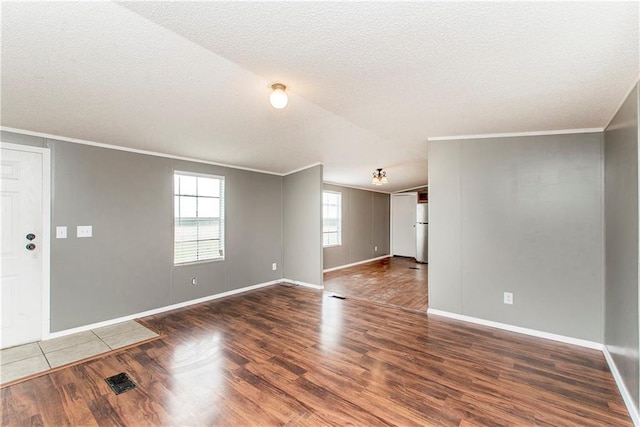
[105,372,137,395]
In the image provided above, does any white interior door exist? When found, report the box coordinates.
[392,193,417,258]
[1,146,45,348]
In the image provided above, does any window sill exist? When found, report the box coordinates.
[174,257,225,267]
[323,244,342,249]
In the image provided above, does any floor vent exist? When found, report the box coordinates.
[330,295,346,300]
[409,267,420,270]
[105,372,137,395]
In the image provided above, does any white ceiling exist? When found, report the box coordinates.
[1,2,638,192]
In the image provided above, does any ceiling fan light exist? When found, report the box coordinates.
[269,83,288,109]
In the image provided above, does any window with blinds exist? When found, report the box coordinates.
[174,172,225,264]
[323,191,342,247]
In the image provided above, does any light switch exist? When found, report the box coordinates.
[56,226,67,239]
[77,225,92,238]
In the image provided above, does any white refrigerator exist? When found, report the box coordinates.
[416,203,428,263]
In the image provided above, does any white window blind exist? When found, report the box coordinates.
[174,172,225,264]
[323,191,342,247]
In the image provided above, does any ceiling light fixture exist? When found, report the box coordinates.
[269,82,288,109]
[372,168,388,185]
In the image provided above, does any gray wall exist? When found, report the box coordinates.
[604,83,640,411]
[428,140,463,313]
[322,183,390,270]
[283,165,323,286]
[429,133,604,342]
[2,131,284,331]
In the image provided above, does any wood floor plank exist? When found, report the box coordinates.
[324,256,429,311]
[0,268,632,426]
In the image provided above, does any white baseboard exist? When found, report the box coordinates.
[282,278,324,290]
[603,346,640,426]
[323,255,392,273]
[426,309,603,350]
[45,279,283,340]
[427,310,640,425]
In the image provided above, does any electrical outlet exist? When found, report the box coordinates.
[504,292,513,305]
[77,225,92,238]
[374,246,378,252]
[191,277,197,286]
[56,226,67,239]
[272,263,277,271]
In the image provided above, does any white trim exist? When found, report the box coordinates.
[44,280,283,340]
[0,141,46,154]
[427,128,604,142]
[322,189,343,248]
[0,142,52,344]
[603,346,640,426]
[604,77,640,130]
[174,170,225,180]
[427,307,640,424]
[281,279,324,290]
[0,127,287,176]
[392,184,428,194]
[41,149,51,341]
[284,162,323,176]
[426,309,603,350]
[2,126,326,178]
[323,181,391,195]
[323,255,391,273]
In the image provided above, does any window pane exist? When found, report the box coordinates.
[323,219,336,232]
[175,218,198,242]
[324,232,338,246]
[174,172,225,264]
[175,240,197,264]
[180,175,197,196]
[198,239,221,259]
[197,177,220,197]
[178,196,197,218]
[322,191,341,247]
[198,197,219,218]
[327,206,337,219]
[199,219,220,240]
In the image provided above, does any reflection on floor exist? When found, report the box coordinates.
[323,256,428,311]
[0,320,159,386]
[1,285,631,425]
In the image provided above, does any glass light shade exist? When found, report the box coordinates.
[372,168,387,185]
[270,85,288,109]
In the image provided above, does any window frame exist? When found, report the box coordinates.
[322,190,342,248]
[173,170,225,265]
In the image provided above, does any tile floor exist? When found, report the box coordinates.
[0,320,158,385]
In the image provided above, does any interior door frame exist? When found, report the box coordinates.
[390,192,417,257]
[1,141,51,341]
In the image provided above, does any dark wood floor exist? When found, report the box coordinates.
[324,256,428,311]
[1,284,631,426]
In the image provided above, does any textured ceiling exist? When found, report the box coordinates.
[2,2,638,192]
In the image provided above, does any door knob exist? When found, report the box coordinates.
[26,233,36,241]
[26,243,36,251]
